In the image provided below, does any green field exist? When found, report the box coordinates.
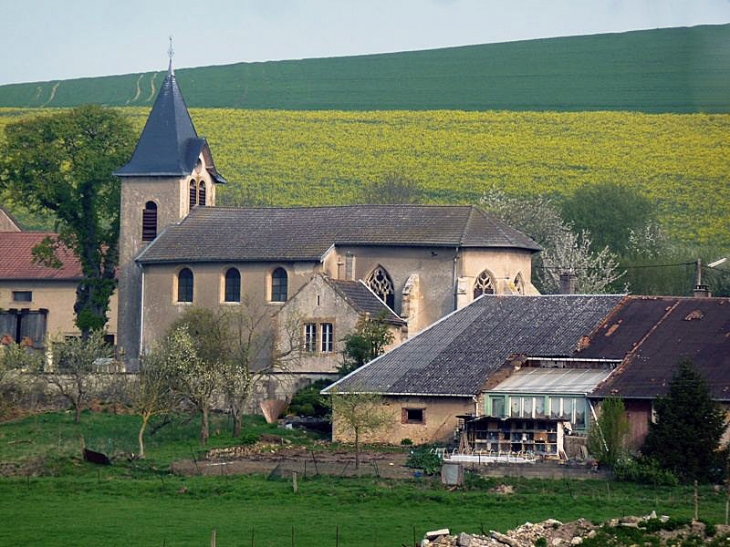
[0,412,727,547]
[1,25,728,112]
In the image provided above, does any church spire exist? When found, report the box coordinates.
[168,36,174,75]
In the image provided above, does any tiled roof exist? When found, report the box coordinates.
[589,297,730,400]
[0,232,83,280]
[114,67,226,183]
[327,278,405,326]
[324,294,624,397]
[137,205,541,264]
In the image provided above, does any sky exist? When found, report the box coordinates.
[2,0,730,86]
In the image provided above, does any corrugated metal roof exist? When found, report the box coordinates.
[137,205,541,264]
[325,294,625,397]
[591,297,730,400]
[490,368,614,395]
[0,232,82,281]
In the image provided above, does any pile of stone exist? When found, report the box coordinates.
[421,513,726,547]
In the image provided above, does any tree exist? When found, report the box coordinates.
[480,188,624,293]
[328,388,391,471]
[642,359,727,483]
[45,331,115,423]
[129,350,176,459]
[0,106,135,337]
[162,305,301,442]
[223,302,301,438]
[163,310,225,445]
[339,313,395,375]
[560,182,656,254]
[0,342,44,416]
[360,172,424,204]
[588,397,629,469]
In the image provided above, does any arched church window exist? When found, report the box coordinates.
[271,267,288,302]
[514,273,525,295]
[474,270,495,298]
[177,268,194,303]
[142,201,157,241]
[366,266,395,309]
[224,268,241,303]
[189,180,197,209]
[198,182,206,207]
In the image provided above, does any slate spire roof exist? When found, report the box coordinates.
[136,205,541,264]
[114,63,226,183]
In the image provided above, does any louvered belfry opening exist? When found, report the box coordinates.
[142,202,158,241]
[198,182,206,206]
[189,180,197,209]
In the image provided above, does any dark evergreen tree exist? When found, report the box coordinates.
[642,359,726,483]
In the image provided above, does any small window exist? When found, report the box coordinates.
[224,268,241,303]
[321,323,333,352]
[474,270,495,298]
[142,201,157,241]
[490,396,505,418]
[271,267,288,302]
[198,181,207,206]
[304,323,317,352]
[12,291,32,302]
[177,268,194,303]
[189,180,197,209]
[403,408,425,424]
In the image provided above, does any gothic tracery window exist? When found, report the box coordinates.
[473,270,495,298]
[366,266,395,309]
[514,273,525,295]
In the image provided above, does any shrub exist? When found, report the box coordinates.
[406,448,442,476]
[613,457,679,486]
[400,438,413,446]
[238,431,260,446]
[288,379,331,418]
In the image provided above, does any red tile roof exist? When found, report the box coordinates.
[0,232,83,280]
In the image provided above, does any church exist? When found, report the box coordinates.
[113,59,541,390]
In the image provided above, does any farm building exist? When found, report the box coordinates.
[324,294,730,455]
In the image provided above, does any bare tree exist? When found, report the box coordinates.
[328,388,391,471]
[222,301,302,438]
[0,342,44,416]
[44,331,115,423]
[129,350,176,458]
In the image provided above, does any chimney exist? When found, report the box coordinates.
[559,270,577,294]
[693,258,711,297]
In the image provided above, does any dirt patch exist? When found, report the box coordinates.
[171,444,414,479]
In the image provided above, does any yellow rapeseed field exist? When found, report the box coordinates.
[2,108,728,245]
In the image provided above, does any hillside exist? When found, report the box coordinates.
[0,25,728,112]
[1,108,728,247]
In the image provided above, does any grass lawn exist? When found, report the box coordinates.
[0,412,727,547]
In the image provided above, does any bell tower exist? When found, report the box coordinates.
[114,44,226,369]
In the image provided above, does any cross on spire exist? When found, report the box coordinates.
[168,36,175,74]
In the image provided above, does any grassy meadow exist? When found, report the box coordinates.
[0,411,728,547]
[2,107,728,247]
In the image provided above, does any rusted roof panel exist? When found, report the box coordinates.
[591,297,730,400]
